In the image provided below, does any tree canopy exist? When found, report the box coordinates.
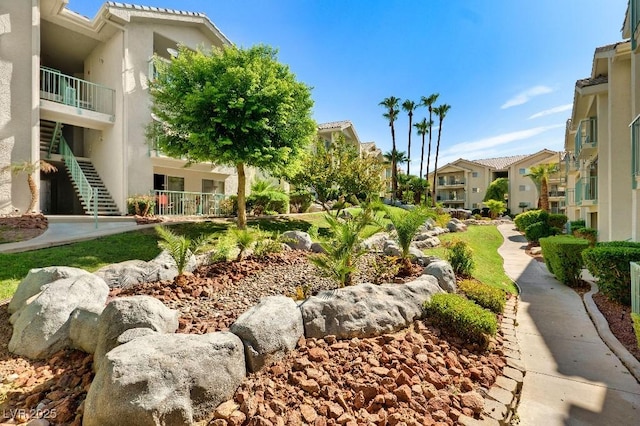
[290,134,385,215]
[483,177,509,202]
[526,163,558,211]
[148,44,316,228]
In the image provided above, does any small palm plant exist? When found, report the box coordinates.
[310,206,381,287]
[230,227,258,260]
[386,207,430,274]
[3,160,57,214]
[155,226,209,284]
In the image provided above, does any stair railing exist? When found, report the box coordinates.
[59,137,98,228]
[48,122,62,158]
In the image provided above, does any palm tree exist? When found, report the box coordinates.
[379,96,400,200]
[431,104,451,207]
[526,163,558,211]
[3,160,57,214]
[414,118,429,186]
[383,150,408,171]
[420,93,439,202]
[402,99,417,176]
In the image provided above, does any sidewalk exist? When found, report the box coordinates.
[497,224,640,425]
[0,216,155,254]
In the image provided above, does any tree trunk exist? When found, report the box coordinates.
[391,125,398,201]
[419,133,425,185]
[540,177,550,212]
[236,162,247,229]
[432,120,443,207]
[26,173,38,214]
[406,112,413,176]
[425,112,434,204]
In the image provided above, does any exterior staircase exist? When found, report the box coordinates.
[40,120,62,155]
[67,159,120,216]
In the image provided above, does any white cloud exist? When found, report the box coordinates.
[528,103,573,119]
[501,85,553,109]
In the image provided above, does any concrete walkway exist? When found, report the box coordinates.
[497,224,640,426]
[0,216,155,253]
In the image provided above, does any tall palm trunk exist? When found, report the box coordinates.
[391,125,397,201]
[406,111,413,176]
[236,162,247,229]
[26,174,38,214]
[425,115,434,204]
[540,177,550,212]
[419,131,426,183]
[432,122,442,207]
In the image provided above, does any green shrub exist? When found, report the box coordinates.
[597,241,640,249]
[540,235,590,287]
[458,279,506,314]
[247,180,289,215]
[573,227,597,246]
[548,214,568,230]
[446,239,475,277]
[155,226,209,278]
[569,219,586,232]
[514,210,549,232]
[632,313,640,350]
[582,246,640,305]
[524,221,555,243]
[289,189,314,213]
[127,194,156,217]
[219,196,238,216]
[253,233,285,257]
[424,293,498,345]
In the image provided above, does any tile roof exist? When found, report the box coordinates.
[317,120,353,131]
[594,41,624,54]
[471,154,530,170]
[576,74,608,88]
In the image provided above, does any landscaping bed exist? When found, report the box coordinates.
[0,250,505,425]
[0,214,48,244]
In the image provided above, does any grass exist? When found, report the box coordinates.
[0,207,410,300]
[423,225,517,294]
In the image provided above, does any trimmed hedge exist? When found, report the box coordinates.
[632,313,640,350]
[424,293,498,345]
[514,210,549,232]
[569,219,586,231]
[582,246,640,305]
[524,221,557,243]
[573,227,597,246]
[597,241,640,249]
[458,279,506,314]
[548,213,568,229]
[540,235,590,287]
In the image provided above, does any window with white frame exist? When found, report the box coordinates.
[472,172,479,178]
[519,185,530,191]
[472,187,480,193]
[519,168,529,175]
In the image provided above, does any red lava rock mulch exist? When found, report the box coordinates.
[592,292,640,362]
[0,214,48,243]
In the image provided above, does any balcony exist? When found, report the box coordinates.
[548,190,566,198]
[154,190,232,216]
[565,188,575,207]
[39,67,115,129]
[437,177,465,188]
[575,118,597,160]
[576,176,598,206]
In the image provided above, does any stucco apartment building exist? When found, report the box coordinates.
[563,1,640,242]
[317,120,391,193]
[0,0,242,217]
[428,150,564,213]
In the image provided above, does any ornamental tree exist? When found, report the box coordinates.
[148,44,316,228]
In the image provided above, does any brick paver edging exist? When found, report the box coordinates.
[459,296,525,425]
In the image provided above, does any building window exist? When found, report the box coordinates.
[472,187,480,193]
[202,179,225,194]
[519,168,528,175]
[519,185,530,191]
[472,203,479,208]
[167,176,185,191]
[472,172,479,178]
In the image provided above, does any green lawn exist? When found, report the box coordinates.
[423,225,517,294]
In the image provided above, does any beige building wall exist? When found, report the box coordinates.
[606,53,632,241]
[0,0,40,214]
[508,152,560,213]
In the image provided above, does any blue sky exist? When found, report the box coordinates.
[69,0,628,175]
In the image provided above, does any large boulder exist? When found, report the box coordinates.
[8,266,90,315]
[424,260,457,293]
[9,274,109,359]
[69,307,102,354]
[360,233,389,251]
[282,231,313,251]
[383,239,402,257]
[93,296,179,369]
[84,332,246,426]
[412,236,441,249]
[301,278,443,339]
[94,250,196,288]
[230,296,303,372]
[447,218,468,233]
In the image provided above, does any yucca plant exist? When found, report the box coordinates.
[386,207,430,273]
[155,226,209,284]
